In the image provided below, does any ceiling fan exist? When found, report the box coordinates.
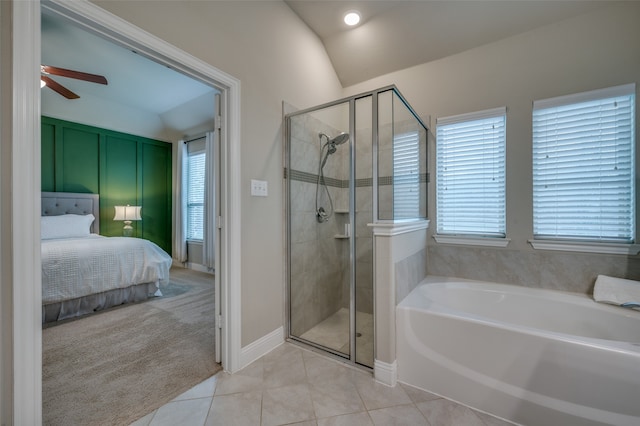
[41,65,108,99]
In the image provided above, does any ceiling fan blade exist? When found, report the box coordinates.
[41,76,80,99]
[41,65,108,85]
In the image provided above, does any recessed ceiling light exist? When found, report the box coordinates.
[344,11,361,26]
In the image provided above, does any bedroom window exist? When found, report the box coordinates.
[186,140,206,241]
[532,84,636,244]
[435,107,507,241]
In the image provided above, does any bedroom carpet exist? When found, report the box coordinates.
[42,267,220,426]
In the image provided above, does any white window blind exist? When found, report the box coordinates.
[533,84,636,242]
[186,150,205,241]
[393,131,420,219]
[436,107,506,237]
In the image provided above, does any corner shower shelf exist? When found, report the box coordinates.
[334,234,350,239]
[334,209,349,214]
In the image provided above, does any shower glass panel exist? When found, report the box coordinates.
[378,90,428,220]
[288,101,351,358]
[354,96,374,367]
[286,86,427,369]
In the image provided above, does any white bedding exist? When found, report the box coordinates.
[42,234,172,305]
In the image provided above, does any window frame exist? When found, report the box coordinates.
[186,143,206,242]
[530,83,638,254]
[435,106,509,247]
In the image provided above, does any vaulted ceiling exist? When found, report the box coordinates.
[285,1,615,86]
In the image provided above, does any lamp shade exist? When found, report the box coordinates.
[113,205,142,221]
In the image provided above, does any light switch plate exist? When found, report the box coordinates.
[251,179,268,197]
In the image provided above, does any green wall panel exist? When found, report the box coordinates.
[141,143,172,253]
[101,135,138,237]
[41,117,172,254]
[61,127,100,194]
[41,122,56,192]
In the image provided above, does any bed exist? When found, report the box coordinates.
[41,192,172,323]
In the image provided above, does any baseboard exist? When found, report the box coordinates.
[186,263,214,274]
[374,359,397,387]
[239,326,284,369]
[171,259,214,274]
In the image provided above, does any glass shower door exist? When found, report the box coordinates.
[287,101,352,357]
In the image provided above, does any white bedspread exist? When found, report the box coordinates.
[42,234,172,304]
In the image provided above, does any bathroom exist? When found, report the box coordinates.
[284,58,640,426]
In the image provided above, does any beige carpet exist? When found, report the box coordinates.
[42,267,220,426]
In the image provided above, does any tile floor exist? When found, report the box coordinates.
[130,342,514,426]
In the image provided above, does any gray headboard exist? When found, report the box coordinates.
[41,192,100,234]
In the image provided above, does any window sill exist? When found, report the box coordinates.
[187,239,203,245]
[433,235,510,248]
[528,239,640,255]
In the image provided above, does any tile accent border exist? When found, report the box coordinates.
[285,168,428,189]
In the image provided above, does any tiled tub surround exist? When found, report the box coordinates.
[427,244,640,294]
[395,247,428,302]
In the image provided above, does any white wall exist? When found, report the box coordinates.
[93,0,343,346]
[343,2,640,292]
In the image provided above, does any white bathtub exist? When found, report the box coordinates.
[396,276,640,426]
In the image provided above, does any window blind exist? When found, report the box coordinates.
[436,107,506,237]
[393,131,420,219]
[532,84,636,242]
[186,151,205,240]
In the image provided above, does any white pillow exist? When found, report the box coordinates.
[41,214,95,240]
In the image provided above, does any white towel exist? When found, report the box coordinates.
[593,275,640,309]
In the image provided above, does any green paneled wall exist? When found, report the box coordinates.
[41,122,56,192]
[140,143,172,251]
[41,117,172,254]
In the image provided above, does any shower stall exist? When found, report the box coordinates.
[285,86,428,368]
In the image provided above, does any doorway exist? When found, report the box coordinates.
[8,1,242,423]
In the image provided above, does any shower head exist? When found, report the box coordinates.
[330,132,349,146]
[320,132,350,146]
[319,132,350,169]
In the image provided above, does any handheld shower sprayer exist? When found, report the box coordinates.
[316,132,350,223]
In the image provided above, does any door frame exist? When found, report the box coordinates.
[9,0,243,422]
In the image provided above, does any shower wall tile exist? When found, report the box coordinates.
[427,244,640,294]
[290,136,318,175]
[355,128,373,180]
[288,110,376,338]
[356,287,374,314]
[289,118,306,144]
[290,173,349,333]
[290,212,318,244]
[356,257,373,287]
[290,181,316,218]
[357,212,373,236]
[378,147,393,177]
[356,237,373,268]
[378,186,392,219]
